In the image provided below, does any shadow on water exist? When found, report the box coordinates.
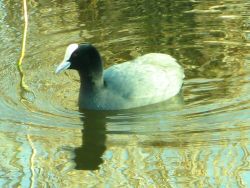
[74,110,109,170]
[73,93,184,170]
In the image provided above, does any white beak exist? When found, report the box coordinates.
[55,43,78,74]
[55,61,71,74]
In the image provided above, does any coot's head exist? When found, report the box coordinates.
[55,43,103,75]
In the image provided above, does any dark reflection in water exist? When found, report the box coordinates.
[74,110,108,170]
[74,94,184,170]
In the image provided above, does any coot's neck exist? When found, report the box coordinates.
[79,71,104,92]
[78,52,104,92]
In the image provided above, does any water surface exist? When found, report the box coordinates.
[0,0,250,187]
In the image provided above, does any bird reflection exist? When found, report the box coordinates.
[73,93,184,170]
[74,110,108,170]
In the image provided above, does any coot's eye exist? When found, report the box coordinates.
[72,51,78,57]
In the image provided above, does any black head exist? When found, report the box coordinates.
[69,44,103,73]
[56,43,103,77]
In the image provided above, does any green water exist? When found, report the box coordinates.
[0,0,249,187]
